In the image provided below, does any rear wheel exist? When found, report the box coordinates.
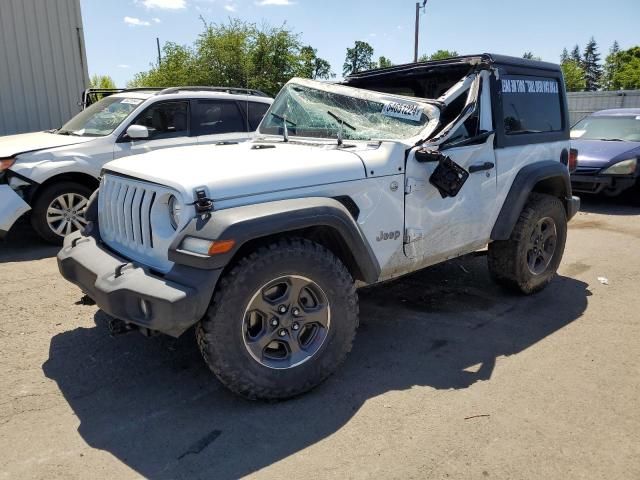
[31,182,92,245]
[196,238,359,400]
[488,193,567,294]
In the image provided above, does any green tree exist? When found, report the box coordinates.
[583,37,603,91]
[377,56,393,68]
[128,19,326,97]
[522,51,541,61]
[299,46,334,79]
[90,74,117,89]
[128,42,197,87]
[606,46,640,90]
[343,41,375,76]
[418,49,458,62]
[561,60,586,92]
[602,41,622,90]
[571,45,582,64]
[560,48,570,64]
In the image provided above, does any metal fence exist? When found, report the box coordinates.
[0,0,88,136]
[567,90,640,126]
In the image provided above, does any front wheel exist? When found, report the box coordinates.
[488,193,567,294]
[196,238,359,400]
[31,182,93,245]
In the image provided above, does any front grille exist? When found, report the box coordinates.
[100,175,157,248]
[574,166,601,175]
[99,174,178,273]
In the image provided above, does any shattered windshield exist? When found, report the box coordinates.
[259,82,433,141]
[57,96,143,137]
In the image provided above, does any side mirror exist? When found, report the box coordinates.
[126,125,150,139]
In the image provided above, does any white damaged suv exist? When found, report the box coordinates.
[0,87,272,243]
[58,54,580,400]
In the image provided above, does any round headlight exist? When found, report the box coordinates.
[168,195,181,229]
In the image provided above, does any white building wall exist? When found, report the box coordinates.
[0,0,89,136]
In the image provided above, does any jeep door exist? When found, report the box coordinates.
[404,72,497,262]
[113,100,193,159]
[192,99,249,145]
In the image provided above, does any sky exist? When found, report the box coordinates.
[80,0,640,87]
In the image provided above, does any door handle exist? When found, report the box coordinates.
[468,161,495,173]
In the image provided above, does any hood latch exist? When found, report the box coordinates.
[194,189,214,214]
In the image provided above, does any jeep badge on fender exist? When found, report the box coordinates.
[376,230,401,241]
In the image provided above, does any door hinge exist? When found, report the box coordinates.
[405,177,427,194]
[404,228,424,244]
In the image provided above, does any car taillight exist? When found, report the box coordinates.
[568,148,578,173]
[0,157,16,172]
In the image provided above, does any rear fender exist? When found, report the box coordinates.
[491,160,575,240]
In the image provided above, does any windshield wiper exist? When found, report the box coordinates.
[56,129,80,136]
[270,112,297,126]
[271,112,297,143]
[326,110,356,147]
[599,138,625,142]
[326,111,356,131]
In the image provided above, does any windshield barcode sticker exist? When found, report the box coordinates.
[381,102,423,122]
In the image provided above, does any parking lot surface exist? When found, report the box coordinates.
[1,197,639,480]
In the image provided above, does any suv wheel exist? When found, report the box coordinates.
[196,238,359,400]
[31,182,92,245]
[488,193,567,294]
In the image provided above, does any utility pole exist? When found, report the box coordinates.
[156,37,162,66]
[413,0,428,62]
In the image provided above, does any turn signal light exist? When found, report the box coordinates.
[208,239,235,255]
[568,148,578,173]
[179,236,236,257]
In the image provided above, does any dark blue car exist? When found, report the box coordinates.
[570,108,640,196]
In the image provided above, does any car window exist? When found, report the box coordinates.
[244,102,270,131]
[132,101,189,140]
[500,75,562,135]
[193,100,245,135]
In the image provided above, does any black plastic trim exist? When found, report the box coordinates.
[57,231,220,337]
[168,197,381,283]
[491,160,574,240]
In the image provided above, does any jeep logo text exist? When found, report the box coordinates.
[376,230,401,242]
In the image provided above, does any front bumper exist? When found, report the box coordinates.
[0,185,31,239]
[571,174,636,194]
[57,231,221,337]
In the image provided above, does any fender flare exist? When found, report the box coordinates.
[491,160,573,241]
[168,197,381,283]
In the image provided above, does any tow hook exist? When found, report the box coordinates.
[107,317,136,336]
[194,189,213,213]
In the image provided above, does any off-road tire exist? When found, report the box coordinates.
[196,238,359,400]
[31,182,93,245]
[488,193,567,294]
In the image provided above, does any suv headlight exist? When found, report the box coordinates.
[601,158,637,175]
[168,195,181,229]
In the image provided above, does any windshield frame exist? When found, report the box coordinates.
[257,78,441,145]
[57,95,147,138]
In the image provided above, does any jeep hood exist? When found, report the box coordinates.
[572,138,640,169]
[0,131,95,158]
[103,142,368,201]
